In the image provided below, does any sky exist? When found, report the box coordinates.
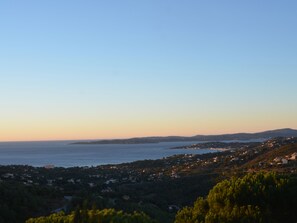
[0,0,297,141]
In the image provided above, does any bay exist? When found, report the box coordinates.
[0,141,219,167]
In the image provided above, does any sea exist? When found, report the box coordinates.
[0,140,221,167]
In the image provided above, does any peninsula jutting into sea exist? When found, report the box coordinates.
[72,128,297,144]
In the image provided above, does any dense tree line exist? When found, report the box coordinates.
[26,172,297,223]
[175,172,297,223]
[26,208,155,223]
[0,182,57,223]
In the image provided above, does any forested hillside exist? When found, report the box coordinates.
[175,172,297,223]
[26,172,297,223]
[0,137,297,223]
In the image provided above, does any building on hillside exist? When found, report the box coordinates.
[282,158,288,165]
[289,152,297,160]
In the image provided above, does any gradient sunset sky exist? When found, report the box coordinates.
[0,1,297,141]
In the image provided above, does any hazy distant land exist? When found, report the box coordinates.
[72,128,297,145]
[170,141,262,151]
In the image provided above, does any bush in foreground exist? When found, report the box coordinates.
[26,208,155,223]
[175,172,297,223]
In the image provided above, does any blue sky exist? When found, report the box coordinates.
[0,1,297,141]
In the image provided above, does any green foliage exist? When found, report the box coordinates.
[175,172,297,223]
[26,208,155,223]
[0,182,51,223]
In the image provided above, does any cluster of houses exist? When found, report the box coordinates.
[1,137,296,215]
[272,152,297,165]
[1,137,296,190]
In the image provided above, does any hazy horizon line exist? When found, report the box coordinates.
[0,127,295,143]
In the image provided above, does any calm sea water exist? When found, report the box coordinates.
[0,141,219,167]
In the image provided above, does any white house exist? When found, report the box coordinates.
[282,158,288,165]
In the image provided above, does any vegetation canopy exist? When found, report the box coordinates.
[26,208,155,223]
[175,172,297,223]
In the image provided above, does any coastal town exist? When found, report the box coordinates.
[1,137,297,222]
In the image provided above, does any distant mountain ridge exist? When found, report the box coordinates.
[72,128,297,145]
